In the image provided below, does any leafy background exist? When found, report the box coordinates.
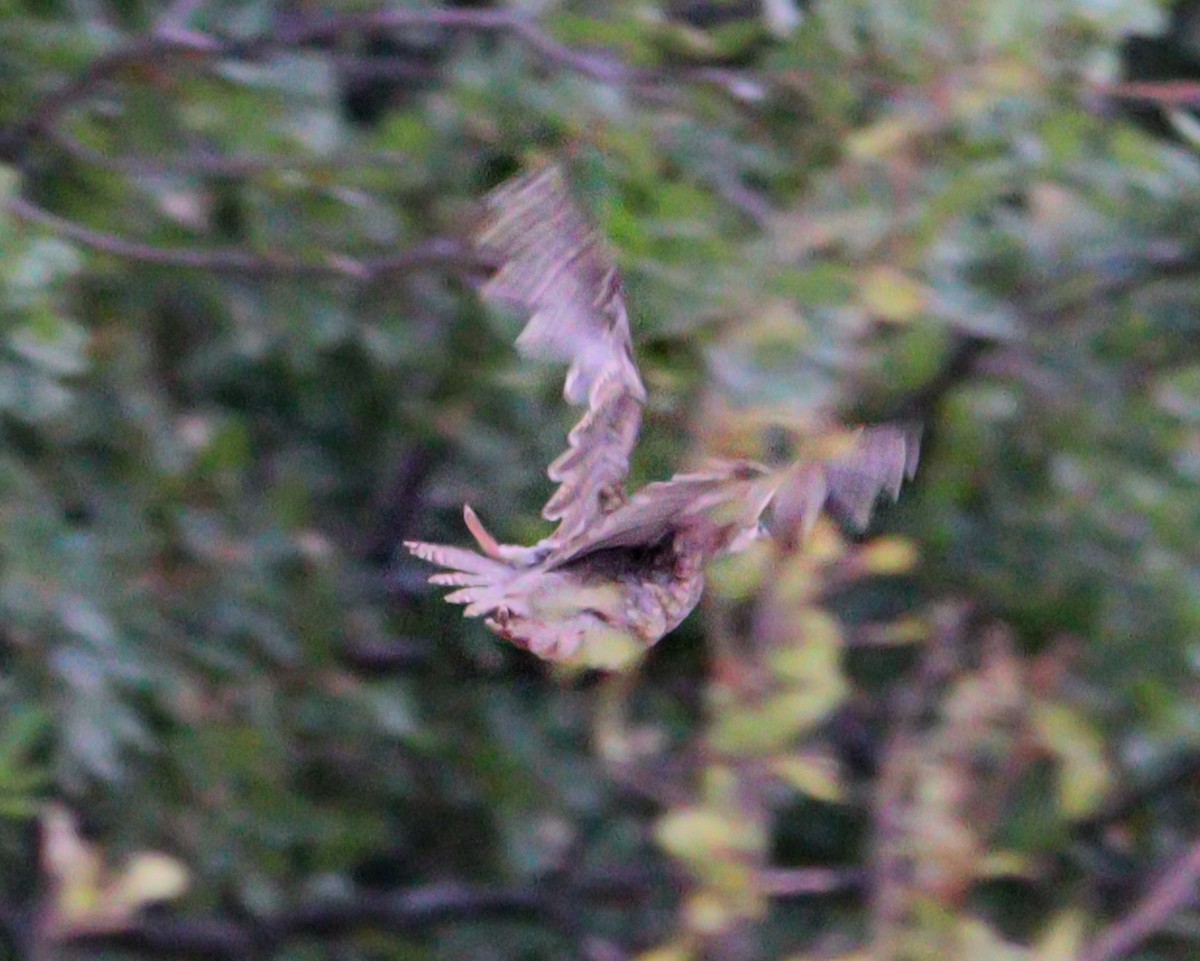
[2,1,1200,959]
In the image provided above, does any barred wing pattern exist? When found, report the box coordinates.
[545,463,777,567]
[546,426,920,567]
[477,165,646,550]
[405,165,921,663]
[772,425,922,538]
[823,425,921,528]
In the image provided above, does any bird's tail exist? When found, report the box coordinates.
[404,506,516,617]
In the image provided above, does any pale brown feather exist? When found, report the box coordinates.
[773,425,922,536]
[475,165,646,550]
[406,167,922,662]
[545,463,776,567]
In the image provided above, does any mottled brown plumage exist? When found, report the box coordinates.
[406,165,919,665]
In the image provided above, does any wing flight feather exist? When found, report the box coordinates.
[476,165,647,551]
[773,425,922,536]
[546,464,776,566]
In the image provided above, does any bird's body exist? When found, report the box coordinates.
[407,463,776,661]
[406,165,919,664]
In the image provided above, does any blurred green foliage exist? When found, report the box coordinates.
[2,1,1200,959]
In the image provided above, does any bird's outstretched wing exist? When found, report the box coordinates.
[772,424,922,537]
[476,165,647,552]
[545,424,921,567]
[545,463,777,567]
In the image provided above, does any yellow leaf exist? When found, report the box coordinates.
[771,753,844,802]
[860,266,928,324]
[957,918,1029,961]
[707,541,771,602]
[977,850,1039,880]
[107,852,190,912]
[1034,910,1086,961]
[656,808,763,862]
[657,808,735,861]
[803,520,845,563]
[684,890,734,935]
[701,860,759,898]
[40,805,190,937]
[636,942,694,961]
[767,610,842,681]
[846,112,932,159]
[1032,701,1111,818]
[859,537,919,574]
[710,683,845,754]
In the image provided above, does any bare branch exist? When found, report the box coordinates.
[11,8,764,148]
[1092,79,1200,107]
[1079,838,1200,961]
[3,195,486,280]
[757,867,863,898]
[58,882,574,960]
[868,604,965,957]
[153,0,208,43]
[276,9,755,93]
[46,129,412,179]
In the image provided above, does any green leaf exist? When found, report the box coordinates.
[860,266,928,324]
[7,311,89,376]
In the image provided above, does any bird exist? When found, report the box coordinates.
[405,165,919,666]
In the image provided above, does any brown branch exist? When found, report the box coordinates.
[3,195,486,280]
[11,8,762,148]
[757,867,864,897]
[868,604,965,957]
[359,446,440,564]
[47,129,413,179]
[1078,837,1200,961]
[58,881,575,959]
[1092,79,1200,107]
[274,9,755,94]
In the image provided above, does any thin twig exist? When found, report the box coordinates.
[1078,838,1200,961]
[4,195,485,280]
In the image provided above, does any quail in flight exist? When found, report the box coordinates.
[406,165,919,665]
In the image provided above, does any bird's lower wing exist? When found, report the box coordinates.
[773,424,922,536]
[544,424,921,566]
[545,463,777,566]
